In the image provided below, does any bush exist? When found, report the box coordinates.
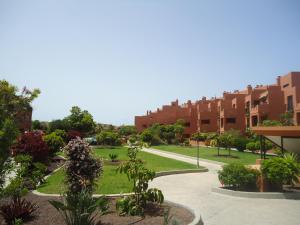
[261,155,300,187]
[96,131,121,146]
[0,197,38,225]
[218,163,259,190]
[233,137,249,152]
[64,137,102,193]
[12,131,49,162]
[49,190,108,225]
[44,132,65,154]
[140,130,154,144]
[108,153,118,162]
[53,129,67,140]
[246,142,257,152]
[117,145,164,215]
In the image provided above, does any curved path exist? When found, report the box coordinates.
[144,148,300,225]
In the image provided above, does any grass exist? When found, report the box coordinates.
[38,146,198,194]
[152,145,267,165]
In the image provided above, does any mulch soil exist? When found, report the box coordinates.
[0,193,194,225]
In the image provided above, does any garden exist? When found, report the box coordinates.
[0,80,196,225]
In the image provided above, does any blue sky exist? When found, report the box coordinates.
[1,0,300,125]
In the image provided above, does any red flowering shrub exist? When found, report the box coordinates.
[12,131,49,162]
[66,130,82,142]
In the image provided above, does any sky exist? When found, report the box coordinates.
[0,0,300,125]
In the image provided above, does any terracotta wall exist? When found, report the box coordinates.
[135,72,300,136]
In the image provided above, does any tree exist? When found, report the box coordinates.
[48,119,69,133]
[0,80,40,191]
[65,106,96,135]
[118,125,137,136]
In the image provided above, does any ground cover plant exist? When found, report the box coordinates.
[153,145,266,165]
[37,146,198,194]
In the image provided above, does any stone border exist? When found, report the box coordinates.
[212,186,300,199]
[165,200,204,225]
[155,168,208,177]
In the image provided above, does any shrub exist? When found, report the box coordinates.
[49,190,108,225]
[96,131,121,146]
[246,142,257,152]
[64,137,102,193]
[44,132,65,154]
[261,155,300,187]
[108,153,118,162]
[12,131,49,162]
[117,145,164,215]
[140,130,154,144]
[218,163,259,190]
[53,129,67,140]
[204,139,210,146]
[0,197,38,225]
[14,154,47,190]
[233,136,249,152]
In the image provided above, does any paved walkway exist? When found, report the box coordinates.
[143,148,300,225]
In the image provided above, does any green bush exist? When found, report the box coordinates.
[53,129,67,140]
[218,163,259,190]
[233,136,249,152]
[261,155,300,187]
[49,190,108,225]
[96,131,121,146]
[44,132,65,154]
[117,145,164,215]
[108,153,118,162]
[246,142,257,152]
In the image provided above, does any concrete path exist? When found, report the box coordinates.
[144,148,300,225]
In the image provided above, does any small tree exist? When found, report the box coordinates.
[44,132,65,154]
[117,144,164,215]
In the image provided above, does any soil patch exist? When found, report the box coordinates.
[0,193,194,225]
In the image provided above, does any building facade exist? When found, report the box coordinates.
[135,72,300,136]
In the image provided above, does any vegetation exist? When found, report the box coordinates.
[0,80,39,194]
[140,120,185,145]
[96,131,121,146]
[108,153,118,162]
[116,145,164,215]
[44,132,65,154]
[118,125,137,136]
[218,163,259,190]
[153,145,265,165]
[37,147,197,194]
[261,154,300,189]
[64,137,102,193]
[12,131,49,162]
[49,138,107,225]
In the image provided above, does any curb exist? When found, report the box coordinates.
[165,200,204,225]
[155,168,208,178]
[212,187,300,200]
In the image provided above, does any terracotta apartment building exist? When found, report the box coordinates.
[135,72,300,137]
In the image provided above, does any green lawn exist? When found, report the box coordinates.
[38,146,198,194]
[152,145,265,165]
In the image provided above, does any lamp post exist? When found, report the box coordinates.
[197,138,199,168]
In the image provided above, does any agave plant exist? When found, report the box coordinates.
[49,190,108,225]
[0,197,38,225]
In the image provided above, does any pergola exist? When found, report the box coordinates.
[252,126,300,159]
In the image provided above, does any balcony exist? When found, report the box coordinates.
[250,103,269,114]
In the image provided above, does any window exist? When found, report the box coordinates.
[226,118,236,124]
[201,119,210,125]
[287,95,294,112]
[185,122,191,127]
[232,104,236,109]
[283,83,289,88]
[142,124,147,128]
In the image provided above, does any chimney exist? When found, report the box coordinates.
[277,76,281,86]
[202,96,206,101]
[247,85,252,93]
